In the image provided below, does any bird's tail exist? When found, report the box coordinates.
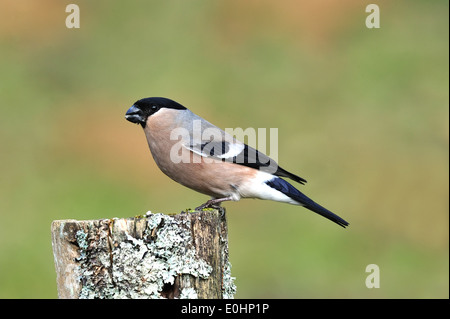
[266,178,349,228]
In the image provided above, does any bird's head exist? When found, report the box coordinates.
[125,97,186,128]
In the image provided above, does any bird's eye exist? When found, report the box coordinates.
[151,105,159,112]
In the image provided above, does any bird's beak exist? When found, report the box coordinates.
[125,105,146,125]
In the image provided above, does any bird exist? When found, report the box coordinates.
[125,97,349,228]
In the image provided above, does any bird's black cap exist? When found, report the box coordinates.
[125,97,186,127]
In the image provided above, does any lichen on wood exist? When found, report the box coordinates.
[51,208,236,299]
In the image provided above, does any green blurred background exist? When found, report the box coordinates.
[0,0,448,298]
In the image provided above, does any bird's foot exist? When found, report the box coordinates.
[195,201,227,219]
[195,196,233,211]
[195,199,222,211]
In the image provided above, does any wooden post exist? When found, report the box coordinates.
[51,208,236,299]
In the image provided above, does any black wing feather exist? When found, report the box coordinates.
[195,142,307,185]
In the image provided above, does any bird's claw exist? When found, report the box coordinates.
[195,200,221,211]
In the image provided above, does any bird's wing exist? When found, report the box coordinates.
[183,139,307,185]
[186,140,245,159]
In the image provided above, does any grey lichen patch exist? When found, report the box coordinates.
[222,261,237,299]
[179,287,198,299]
[75,222,115,298]
[75,230,88,250]
[144,213,212,277]
[75,213,214,299]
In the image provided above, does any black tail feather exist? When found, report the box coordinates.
[266,178,349,228]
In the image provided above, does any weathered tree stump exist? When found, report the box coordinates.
[51,208,236,299]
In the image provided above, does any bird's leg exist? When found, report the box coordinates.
[195,196,234,211]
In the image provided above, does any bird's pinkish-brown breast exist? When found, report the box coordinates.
[143,109,257,198]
